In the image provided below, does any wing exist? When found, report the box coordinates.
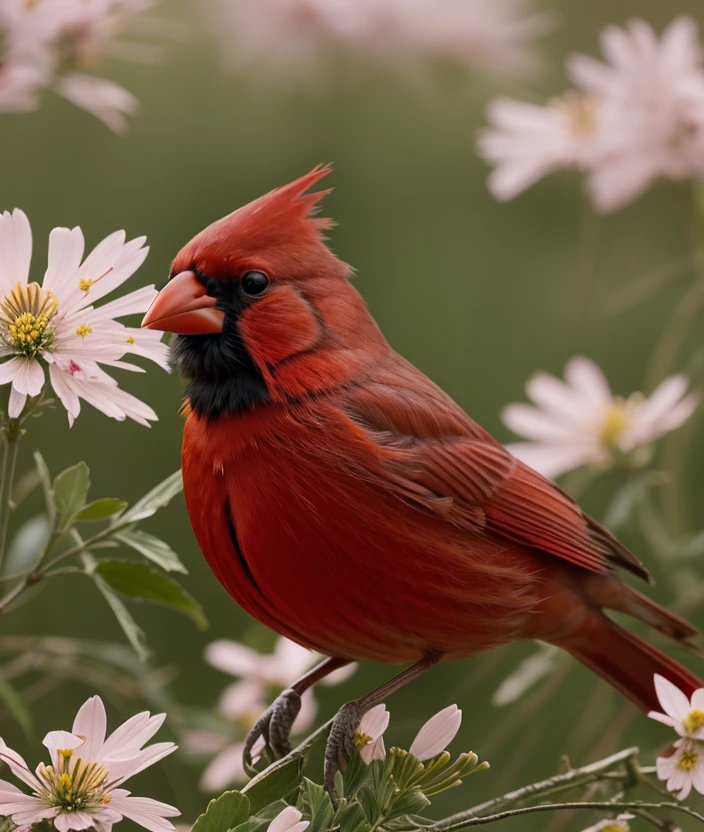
[343,365,650,582]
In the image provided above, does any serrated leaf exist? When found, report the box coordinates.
[192,790,250,832]
[83,553,149,662]
[75,499,128,522]
[335,802,368,832]
[115,470,183,527]
[243,757,303,814]
[53,462,90,528]
[94,560,207,630]
[297,779,334,832]
[0,680,33,738]
[33,450,55,526]
[115,529,188,574]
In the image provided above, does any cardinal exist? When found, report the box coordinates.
[143,167,702,792]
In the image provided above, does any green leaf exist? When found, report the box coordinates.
[94,560,207,630]
[83,554,149,662]
[33,450,55,526]
[75,499,128,523]
[115,529,188,574]
[115,470,183,527]
[192,790,250,832]
[3,514,49,576]
[230,802,289,832]
[297,779,334,832]
[243,757,304,814]
[335,802,368,832]
[0,680,33,738]
[53,462,90,528]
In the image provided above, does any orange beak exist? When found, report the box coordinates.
[141,270,225,334]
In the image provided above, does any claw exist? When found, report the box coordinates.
[324,700,363,800]
[243,688,302,777]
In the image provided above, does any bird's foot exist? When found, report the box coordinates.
[243,687,302,776]
[324,700,363,799]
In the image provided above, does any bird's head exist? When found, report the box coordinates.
[142,166,386,420]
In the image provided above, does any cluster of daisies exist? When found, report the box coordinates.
[479,16,704,212]
[210,0,552,83]
[0,0,163,132]
[0,209,167,426]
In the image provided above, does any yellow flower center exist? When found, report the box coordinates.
[75,324,92,339]
[683,710,704,735]
[677,749,699,771]
[126,335,135,344]
[79,278,94,291]
[599,825,630,832]
[599,399,631,445]
[37,755,111,814]
[549,91,600,137]
[0,282,58,358]
[353,730,373,751]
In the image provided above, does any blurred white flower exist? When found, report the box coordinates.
[209,0,551,82]
[196,636,356,789]
[580,814,634,832]
[502,356,698,479]
[649,674,704,739]
[0,0,168,131]
[354,704,389,763]
[0,695,178,832]
[409,704,462,761]
[657,738,704,800]
[268,806,309,832]
[479,16,704,211]
[0,208,168,426]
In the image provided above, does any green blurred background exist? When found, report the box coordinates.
[3,0,704,828]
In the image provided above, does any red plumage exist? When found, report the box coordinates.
[152,167,702,716]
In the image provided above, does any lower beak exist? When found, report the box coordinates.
[141,270,225,334]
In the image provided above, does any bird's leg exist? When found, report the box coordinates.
[323,654,440,798]
[243,656,351,775]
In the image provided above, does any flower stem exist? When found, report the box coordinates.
[0,420,22,571]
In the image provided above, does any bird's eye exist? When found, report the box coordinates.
[241,271,270,297]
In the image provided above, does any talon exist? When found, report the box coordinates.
[243,688,302,777]
[324,700,363,800]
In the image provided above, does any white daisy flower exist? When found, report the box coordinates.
[0,0,166,131]
[479,16,704,211]
[197,636,356,789]
[649,675,704,739]
[657,738,704,800]
[409,704,462,761]
[354,704,389,764]
[0,208,168,426]
[267,806,309,832]
[502,356,699,479]
[580,813,635,832]
[0,695,179,832]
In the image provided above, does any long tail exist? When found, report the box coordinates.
[565,611,703,713]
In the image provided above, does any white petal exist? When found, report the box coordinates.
[205,641,263,678]
[0,740,42,791]
[54,811,96,831]
[501,403,579,442]
[72,696,107,761]
[647,711,678,728]
[525,373,592,422]
[55,74,139,134]
[43,730,85,752]
[0,209,32,293]
[218,680,267,721]
[91,285,157,320]
[7,387,26,419]
[409,705,462,761]
[43,226,85,302]
[654,674,690,722]
[268,806,309,832]
[109,742,177,785]
[296,689,318,734]
[360,735,386,764]
[321,662,358,686]
[504,441,596,479]
[199,742,248,792]
[271,637,316,682]
[9,358,44,397]
[358,704,389,740]
[49,363,81,424]
[563,357,612,408]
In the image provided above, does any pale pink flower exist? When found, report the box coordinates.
[0,695,178,831]
[268,806,309,832]
[580,814,635,832]
[409,704,462,761]
[649,674,704,739]
[0,209,168,425]
[503,357,698,479]
[355,704,389,764]
[656,739,704,800]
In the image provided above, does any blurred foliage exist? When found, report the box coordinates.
[3,0,704,830]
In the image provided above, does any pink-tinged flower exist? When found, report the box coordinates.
[479,16,704,212]
[0,209,168,425]
[209,0,551,82]
[657,739,704,800]
[409,704,462,761]
[354,704,389,764]
[268,806,309,832]
[0,0,168,131]
[649,675,704,739]
[502,357,698,479]
[0,695,179,831]
[189,735,266,793]
[580,814,635,832]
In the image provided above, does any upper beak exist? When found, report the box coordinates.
[141,270,224,334]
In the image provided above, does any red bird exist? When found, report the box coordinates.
[143,167,702,790]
